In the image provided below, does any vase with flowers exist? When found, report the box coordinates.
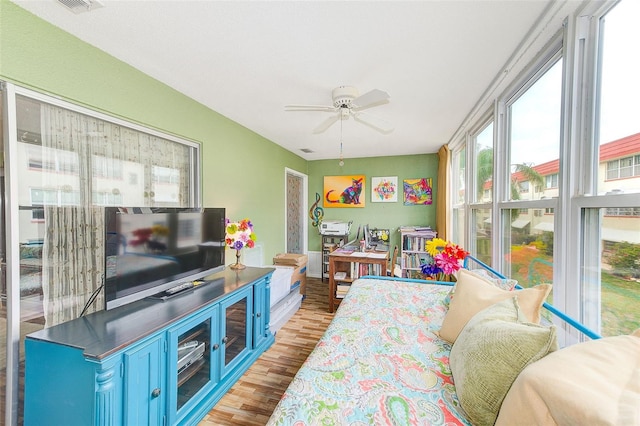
[225,218,257,270]
[419,238,469,281]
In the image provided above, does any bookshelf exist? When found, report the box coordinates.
[321,234,350,281]
[400,227,437,279]
[328,249,388,313]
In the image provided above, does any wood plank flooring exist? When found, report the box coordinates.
[198,276,334,426]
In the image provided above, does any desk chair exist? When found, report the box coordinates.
[387,245,401,277]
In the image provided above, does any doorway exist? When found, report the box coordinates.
[285,168,308,254]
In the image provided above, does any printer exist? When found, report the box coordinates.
[319,220,351,235]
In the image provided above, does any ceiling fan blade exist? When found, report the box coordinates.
[353,111,394,134]
[351,89,390,111]
[285,104,336,112]
[313,114,341,134]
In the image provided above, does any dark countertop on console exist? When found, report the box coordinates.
[26,267,274,360]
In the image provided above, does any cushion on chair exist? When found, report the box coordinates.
[438,268,551,343]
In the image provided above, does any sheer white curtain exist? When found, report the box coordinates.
[41,105,105,326]
[92,123,190,206]
[40,103,192,326]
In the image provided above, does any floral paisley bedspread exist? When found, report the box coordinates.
[267,278,470,426]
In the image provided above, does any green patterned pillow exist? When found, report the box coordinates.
[449,297,558,426]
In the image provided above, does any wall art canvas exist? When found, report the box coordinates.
[371,176,398,203]
[403,178,433,205]
[323,175,365,208]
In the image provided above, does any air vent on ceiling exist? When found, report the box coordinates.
[57,0,103,14]
[300,148,314,153]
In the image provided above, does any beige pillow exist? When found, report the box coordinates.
[439,268,551,343]
[496,332,640,426]
[450,297,558,426]
[444,269,516,308]
[469,268,518,291]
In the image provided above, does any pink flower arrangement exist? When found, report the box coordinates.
[420,238,469,280]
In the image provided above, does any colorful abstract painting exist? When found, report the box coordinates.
[323,175,366,208]
[371,176,398,203]
[403,178,433,205]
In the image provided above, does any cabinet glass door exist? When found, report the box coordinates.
[221,287,252,376]
[171,312,215,413]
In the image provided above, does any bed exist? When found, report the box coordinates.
[267,259,640,426]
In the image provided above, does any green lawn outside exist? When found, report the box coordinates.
[601,272,640,336]
[506,247,639,337]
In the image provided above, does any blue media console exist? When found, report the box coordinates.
[24,267,275,426]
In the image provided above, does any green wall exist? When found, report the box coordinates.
[0,0,307,263]
[1,0,440,265]
[308,155,438,252]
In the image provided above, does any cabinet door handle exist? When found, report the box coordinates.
[151,388,161,398]
[256,312,261,318]
[212,343,219,350]
[222,336,229,344]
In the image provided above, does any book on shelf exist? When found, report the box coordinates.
[348,262,383,279]
[336,283,351,299]
[336,284,351,292]
[334,271,347,280]
[402,252,432,268]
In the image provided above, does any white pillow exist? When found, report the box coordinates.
[496,331,640,425]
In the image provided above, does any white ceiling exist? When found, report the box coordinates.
[12,0,562,161]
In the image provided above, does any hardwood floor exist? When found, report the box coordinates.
[199,276,334,426]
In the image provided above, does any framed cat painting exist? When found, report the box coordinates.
[323,175,366,208]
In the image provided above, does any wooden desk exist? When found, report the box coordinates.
[328,249,389,313]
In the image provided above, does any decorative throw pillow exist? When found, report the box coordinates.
[443,269,518,308]
[450,297,558,426]
[495,330,640,426]
[469,268,518,291]
[438,268,551,343]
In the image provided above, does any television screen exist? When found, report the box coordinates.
[104,207,225,310]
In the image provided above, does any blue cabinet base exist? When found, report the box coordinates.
[24,267,275,426]
[184,333,275,425]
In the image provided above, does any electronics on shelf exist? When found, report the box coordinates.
[319,220,351,235]
[177,340,206,374]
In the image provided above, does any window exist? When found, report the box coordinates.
[14,92,199,337]
[518,181,529,193]
[32,208,44,221]
[545,173,558,188]
[584,0,640,336]
[451,0,639,339]
[93,155,123,179]
[606,155,640,180]
[451,146,467,247]
[503,208,554,291]
[473,122,493,203]
[597,0,640,195]
[509,60,562,201]
[605,207,640,217]
[471,208,492,266]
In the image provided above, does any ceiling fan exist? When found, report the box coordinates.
[285,86,394,134]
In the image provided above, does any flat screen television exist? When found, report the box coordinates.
[104,207,226,310]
